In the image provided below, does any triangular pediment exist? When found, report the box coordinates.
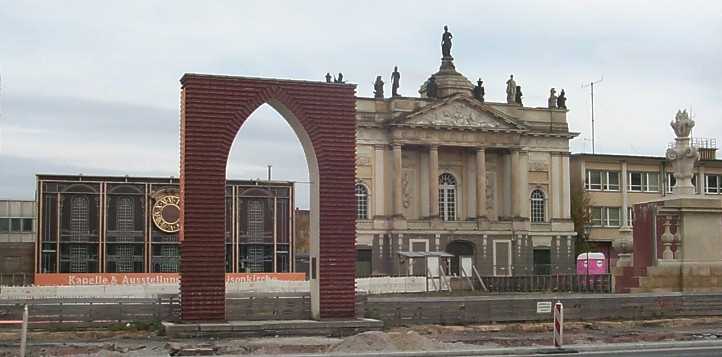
[391,96,526,131]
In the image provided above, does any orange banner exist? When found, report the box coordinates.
[34,273,306,286]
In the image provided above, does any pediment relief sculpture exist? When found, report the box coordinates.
[392,98,524,131]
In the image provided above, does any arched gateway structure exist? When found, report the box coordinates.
[179,74,357,321]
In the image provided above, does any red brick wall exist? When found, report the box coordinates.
[179,74,357,321]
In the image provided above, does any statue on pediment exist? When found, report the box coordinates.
[426,77,438,98]
[557,89,567,109]
[548,88,558,109]
[515,86,523,106]
[506,75,517,104]
[391,66,401,97]
[473,78,485,102]
[374,76,384,99]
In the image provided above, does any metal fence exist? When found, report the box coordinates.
[0,273,33,287]
[482,274,612,293]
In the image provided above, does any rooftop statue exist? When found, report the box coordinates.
[391,66,401,97]
[548,88,558,109]
[505,75,517,104]
[515,85,523,106]
[441,25,453,58]
[557,89,567,109]
[374,76,385,99]
[325,73,332,83]
[334,72,344,84]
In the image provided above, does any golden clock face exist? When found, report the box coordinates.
[152,193,180,233]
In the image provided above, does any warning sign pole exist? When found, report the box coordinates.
[553,301,564,348]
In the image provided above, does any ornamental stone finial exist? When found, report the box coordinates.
[671,109,694,138]
[666,109,699,195]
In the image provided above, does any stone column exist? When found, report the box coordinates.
[561,153,571,219]
[476,147,487,219]
[373,145,386,217]
[519,150,529,218]
[698,165,705,194]
[393,144,403,217]
[551,153,561,219]
[510,150,520,217]
[429,145,440,218]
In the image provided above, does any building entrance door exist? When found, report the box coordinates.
[410,240,428,276]
[460,256,472,277]
[493,240,511,276]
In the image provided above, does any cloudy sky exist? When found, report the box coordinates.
[1,1,721,207]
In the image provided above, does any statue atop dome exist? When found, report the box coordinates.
[441,25,453,58]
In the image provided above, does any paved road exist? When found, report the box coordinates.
[516,345,722,356]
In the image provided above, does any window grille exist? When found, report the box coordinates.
[248,201,264,242]
[70,196,89,241]
[355,184,369,220]
[114,245,135,273]
[69,246,88,272]
[439,173,457,221]
[530,190,545,223]
[247,245,265,272]
[116,197,134,231]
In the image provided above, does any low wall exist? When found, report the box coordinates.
[1,277,427,299]
[366,292,722,327]
[356,277,427,294]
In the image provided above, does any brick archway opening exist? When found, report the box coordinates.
[179,74,357,321]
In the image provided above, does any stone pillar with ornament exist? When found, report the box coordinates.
[625,110,722,293]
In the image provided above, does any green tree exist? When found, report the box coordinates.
[570,187,592,255]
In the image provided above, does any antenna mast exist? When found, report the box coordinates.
[582,77,603,154]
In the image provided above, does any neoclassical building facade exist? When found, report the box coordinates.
[354,56,578,277]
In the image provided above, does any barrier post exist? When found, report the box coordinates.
[553,301,563,348]
[20,304,28,357]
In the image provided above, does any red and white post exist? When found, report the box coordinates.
[553,301,564,348]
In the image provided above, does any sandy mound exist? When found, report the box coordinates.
[331,330,467,353]
[330,331,397,353]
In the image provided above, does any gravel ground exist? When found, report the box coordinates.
[2,317,722,356]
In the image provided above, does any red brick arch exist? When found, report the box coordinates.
[179,74,357,321]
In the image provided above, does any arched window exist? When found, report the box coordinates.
[116,197,134,231]
[439,173,457,221]
[70,196,89,241]
[530,189,545,223]
[355,184,369,220]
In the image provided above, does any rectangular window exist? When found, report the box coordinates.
[591,207,604,227]
[629,172,642,191]
[607,171,620,191]
[587,170,603,190]
[586,170,621,191]
[629,172,660,192]
[22,218,33,233]
[590,207,622,227]
[706,175,722,194]
[0,218,9,233]
[607,207,621,227]
[9,218,22,233]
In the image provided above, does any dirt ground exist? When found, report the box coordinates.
[2,317,722,356]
